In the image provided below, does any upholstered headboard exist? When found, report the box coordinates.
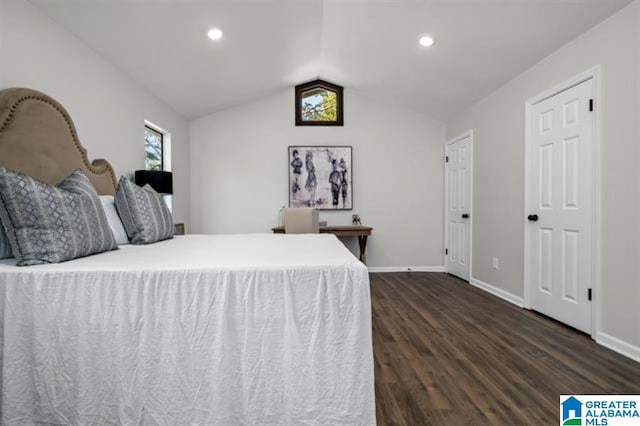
[0,88,117,195]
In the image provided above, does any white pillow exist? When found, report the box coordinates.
[100,195,129,245]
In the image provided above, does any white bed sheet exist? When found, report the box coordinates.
[0,234,375,425]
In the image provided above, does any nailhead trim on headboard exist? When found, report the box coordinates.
[0,89,118,192]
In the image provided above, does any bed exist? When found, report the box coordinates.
[0,88,375,424]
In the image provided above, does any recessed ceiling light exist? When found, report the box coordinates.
[419,35,435,47]
[207,28,223,41]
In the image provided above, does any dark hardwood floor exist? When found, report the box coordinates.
[371,272,640,425]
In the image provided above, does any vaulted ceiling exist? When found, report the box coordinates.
[31,0,633,120]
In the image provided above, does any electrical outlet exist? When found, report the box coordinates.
[492,257,499,270]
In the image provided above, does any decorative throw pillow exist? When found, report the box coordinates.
[0,223,12,259]
[100,195,129,246]
[0,168,118,266]
[114,177,174,244]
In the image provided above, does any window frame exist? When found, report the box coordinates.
[294,79,344,126]
[144,124,164,171]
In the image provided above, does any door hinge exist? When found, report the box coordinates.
[588,288,593,301]
[445,156,449,163]
[589,99,594,112]
[445,248,448,255]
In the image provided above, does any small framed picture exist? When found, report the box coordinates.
[289,146,352,210]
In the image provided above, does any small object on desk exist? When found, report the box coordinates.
[352,214,361,225]
[272,225,373,264]
[174,223,185,235]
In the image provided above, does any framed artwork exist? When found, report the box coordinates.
[295,79,344,126]
[289,146,352,210]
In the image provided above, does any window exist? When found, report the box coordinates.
[301,88,337,121]
[143,122,173,212]
[295,79,344,126]
[145,125,164,171]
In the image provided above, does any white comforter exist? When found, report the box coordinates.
[0,234,375,425]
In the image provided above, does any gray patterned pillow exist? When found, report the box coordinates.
[114,177,174,244]
[0,168,118,266]
[0,224,12,259]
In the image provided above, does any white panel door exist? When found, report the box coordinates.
[445,134,471,281]
[527,78,593,333]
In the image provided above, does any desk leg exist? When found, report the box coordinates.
[358,236,368,264]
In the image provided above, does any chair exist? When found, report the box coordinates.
[283,208,320,234]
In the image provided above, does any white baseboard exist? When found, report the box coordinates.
[596,332,640,363]
[367,266,445,273]
[469,277,525,308]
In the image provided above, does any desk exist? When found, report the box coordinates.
[271,225,373,263]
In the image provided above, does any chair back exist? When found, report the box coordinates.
[284,208,320,234]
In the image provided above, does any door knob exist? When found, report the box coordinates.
[528,214,539,222]
[461,213,469,219]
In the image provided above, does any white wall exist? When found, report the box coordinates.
[190,89,446,269]
[447,1,640,352]
[0,0,190,227]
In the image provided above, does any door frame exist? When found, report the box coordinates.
[523,66,602,338]
[444,130,474,281]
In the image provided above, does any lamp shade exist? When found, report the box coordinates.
[134,170,173,194]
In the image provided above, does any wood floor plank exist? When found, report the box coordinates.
[371,272,640,425]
